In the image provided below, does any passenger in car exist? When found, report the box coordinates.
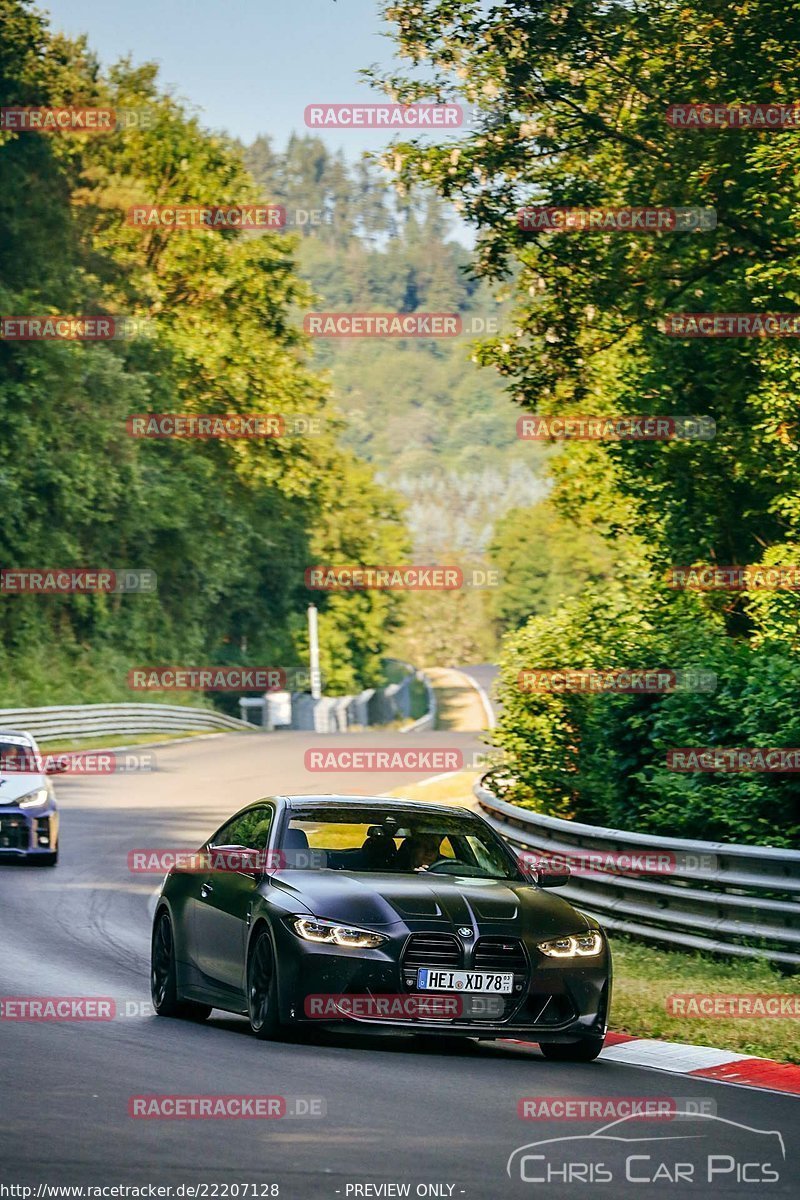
[359,826,397,870]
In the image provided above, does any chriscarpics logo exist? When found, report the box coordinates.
[507,1112,786,1186]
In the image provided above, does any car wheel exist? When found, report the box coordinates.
[151,910,212,1022]
[539,1036,605,1062]
[247,927,282,1040]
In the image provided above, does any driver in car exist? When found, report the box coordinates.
[407,833,444,871]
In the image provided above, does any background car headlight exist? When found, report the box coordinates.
[292,916,387,949]
[538,931,603,958]
[18,788,49,811]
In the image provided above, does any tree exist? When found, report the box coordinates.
[0,0,408,703]
[488,500,614,632]
[372,0,800,843]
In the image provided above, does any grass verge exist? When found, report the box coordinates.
[609,936,800,1063]
[37,730,226,752]
[387,769,480,806]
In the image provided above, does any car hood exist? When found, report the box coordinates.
[268,870,589,939]
[0,773,49,805]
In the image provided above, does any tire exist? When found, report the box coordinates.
[33,850,58,866]
[247,927,282,1040]
[539,1036,605,1062]
[151,910,212,1022]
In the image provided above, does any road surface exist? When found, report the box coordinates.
[0,730,796,1197]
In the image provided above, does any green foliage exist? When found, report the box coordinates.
[245,134,548,559]
[0,1,408,704]
[377,0,800,844]
[375,0,800,583]
[493,577,800,846]
[487,500,615,632]
[245,133,550,666]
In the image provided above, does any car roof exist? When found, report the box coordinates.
[0,731,35,745]
[280,794,477,818]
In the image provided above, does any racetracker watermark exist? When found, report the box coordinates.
[0,750,154,774]
[0,106,154,132]
[666,565,800,590]
[125,205,285,230]
[517,207,716,232]
[0,996,181,1021]
[128,1095,326,1119]
[518,1097,716,1120]
[667,994,800,1018]
[0,997,116,1020]
[0,569,156,593]
[517,669,717,694]
[305,103,463,128]
[305,566,499,590]
[518,850,717,878]
[664,313,800,337]
[667,748,800,772]
[126,413,322,438]
[666,103,800,128]
[127,848,328,874]
[1,315,149,340]
[517,415,715,441]
[304,748,463,772]
[303,313,498,338]
[127,667,318,692]
[303,994,505,1020]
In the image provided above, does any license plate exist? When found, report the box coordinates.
[417,968,513,994]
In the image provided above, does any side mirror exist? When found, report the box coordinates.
[518,853,571,888]
[46,759,69,774]
[535,862,571,888]
[208,845,263,879]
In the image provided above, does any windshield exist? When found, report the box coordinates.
[0,742,38,772]
[282,807,523,880]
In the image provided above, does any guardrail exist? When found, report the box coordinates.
[271,661,429,733]
[475,778,800,968]
[0,703,253,742]
[402,671,437,733]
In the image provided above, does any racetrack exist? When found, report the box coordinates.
[1,731,797,1198]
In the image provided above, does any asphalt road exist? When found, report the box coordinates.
[1,730,797,1198]
[457,664,499,725]
[453,667,496,710]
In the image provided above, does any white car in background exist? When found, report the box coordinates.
[0,731,61,866]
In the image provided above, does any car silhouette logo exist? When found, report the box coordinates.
[507,1112,786,1182]
[458,927,473,937]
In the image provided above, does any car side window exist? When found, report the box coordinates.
[210,807,273,851]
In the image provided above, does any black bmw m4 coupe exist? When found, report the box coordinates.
[151,795,611,1060]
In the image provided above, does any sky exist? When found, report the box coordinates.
[41,0,418,158]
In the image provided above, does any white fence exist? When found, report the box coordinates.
[239,664,430,733]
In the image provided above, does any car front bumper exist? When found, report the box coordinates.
[273,921,610,1040]
[0,806,59,860]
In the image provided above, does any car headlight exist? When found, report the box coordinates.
[292,916,387,949]
[538,931,604,958]
[18,788,50,811]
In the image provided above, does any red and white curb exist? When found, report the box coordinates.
[600,1031,800,1096]
[504,1032,800,1096]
